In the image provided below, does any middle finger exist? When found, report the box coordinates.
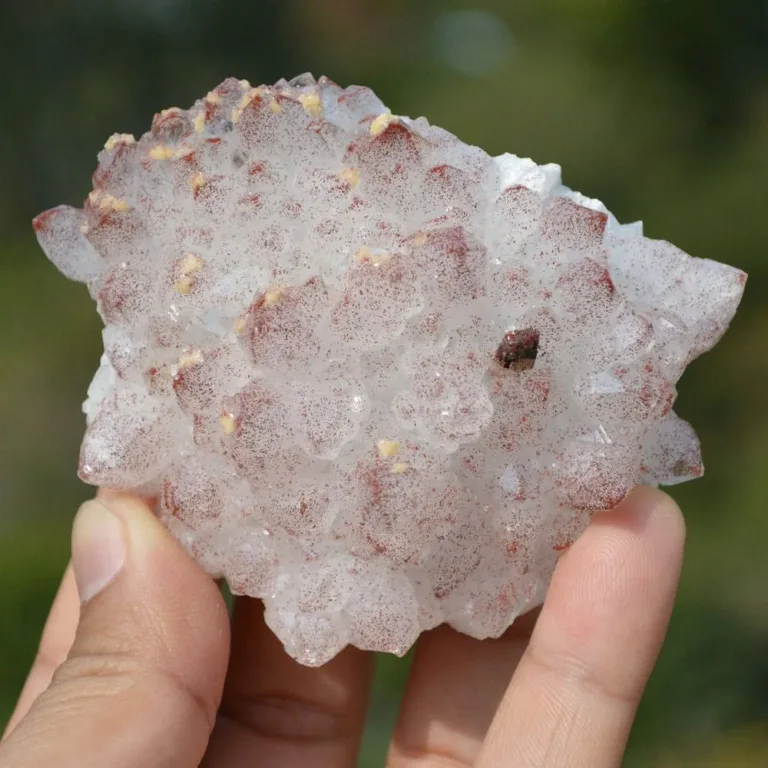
[388,610,540,766]
[203,597,374,768]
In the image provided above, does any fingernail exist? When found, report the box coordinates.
[72,500,127,603]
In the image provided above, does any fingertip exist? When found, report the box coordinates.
[71,500,127,604]
[79,491,231,691]
[96,492,207,580]
[542,484,687,660]
[590,484,686,553]
[95,491,156,530]
[477,486,688,767]
[624,483,682,518]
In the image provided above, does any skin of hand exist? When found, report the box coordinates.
[0,486,684,768]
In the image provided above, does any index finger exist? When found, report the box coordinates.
[477,486,686,768]
[3,565,79,738]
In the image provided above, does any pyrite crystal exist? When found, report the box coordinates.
[35,75,746,665]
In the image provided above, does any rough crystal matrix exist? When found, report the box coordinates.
[34,75,746,665]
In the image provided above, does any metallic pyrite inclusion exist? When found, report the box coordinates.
[35,75,746,665]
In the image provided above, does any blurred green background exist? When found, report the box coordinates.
[1,0,766,764]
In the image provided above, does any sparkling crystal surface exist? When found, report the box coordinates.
[34,75,746,665]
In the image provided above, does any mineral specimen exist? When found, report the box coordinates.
[34,74,746,665]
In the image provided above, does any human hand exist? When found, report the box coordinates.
[0,486,684,767]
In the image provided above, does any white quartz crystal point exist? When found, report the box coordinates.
[33,74,747,666]
[33,205,104,282]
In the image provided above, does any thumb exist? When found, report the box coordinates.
[0,494,230,768]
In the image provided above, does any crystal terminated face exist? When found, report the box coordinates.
[34,75,746,666]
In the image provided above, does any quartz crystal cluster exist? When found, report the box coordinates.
[34,74,746,665]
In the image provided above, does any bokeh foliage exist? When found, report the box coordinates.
[1,1,766,764]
